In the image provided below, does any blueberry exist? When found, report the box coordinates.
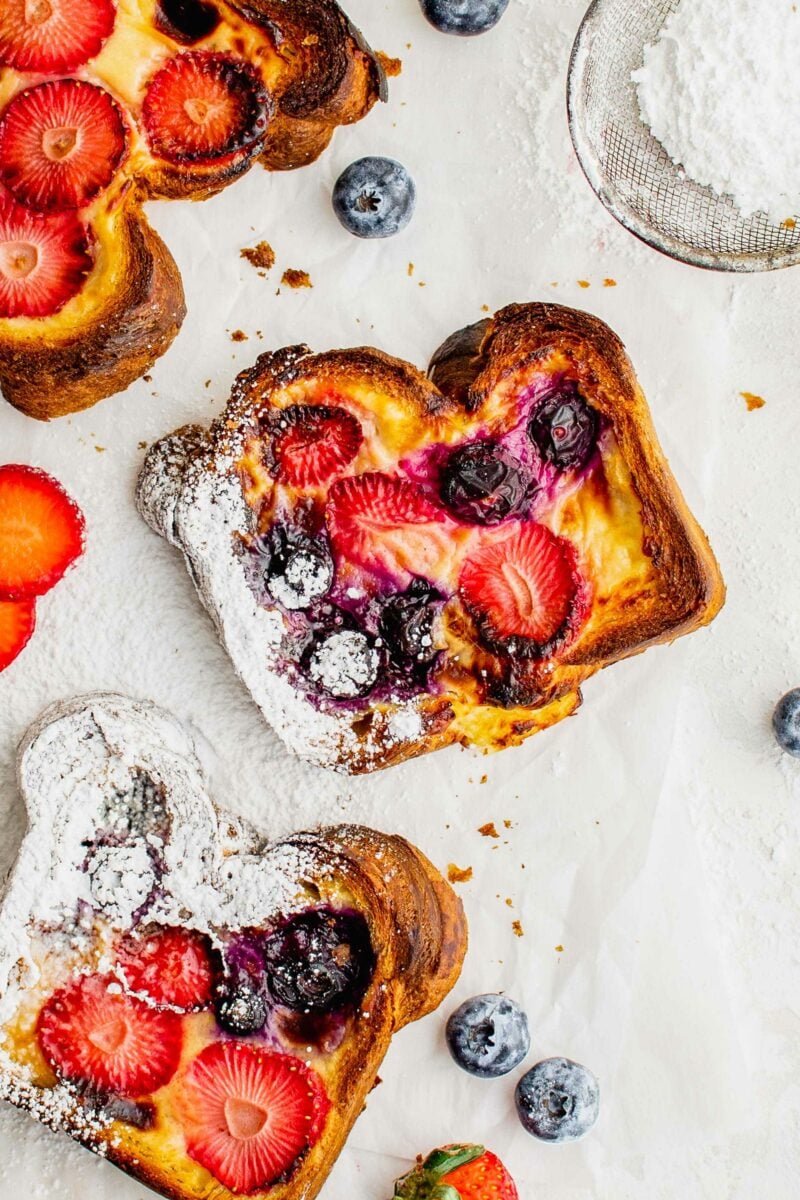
[440,440,535,525]
[516,1057,600,1142]
[263,909,375,1013]
[215,984,268,1036]
[379,578,442,678]
[154,0,221,44]
[332,157,416,239]
[773,688,800,757]
[306,629,380,699]
[419,0,510,37]
[265,527,334,611]
[528,386,598,471]
[445,993,530,1078]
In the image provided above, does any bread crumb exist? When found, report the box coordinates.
[603,278,617,287]
[512,920,524,937]
[447,864,473,884]
[505,898,513,908]
[741,391,765,411]
[479,773,488,784]
[230,330,248,342]
[408,262,414,276]
[783,217,797,229]
[143,374,153,382]
[282,269,312,289]
[577,279,591,288]
[376,52,402,77]
[241,241,276,272]
[481,304,490,312]
[205,379,211,388]
[138,441,148,450]
[478,822,499,838]
[503,819,513,829]
[555,944,564,952]
[94,446,105,453]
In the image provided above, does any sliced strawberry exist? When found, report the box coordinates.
[268,404,363,488]
[0,80,128,213]
[0,0,116,75]
[115,925,214,1012]
[142,52,270,166]
[0,188,91,317]
[37,973,183,1096]
[0,596,35,671]
[459,521,578,655]
[394,1145,519,1200]
[0,465,85,598]
[175,1043,330,1192]
[326,472,452,580]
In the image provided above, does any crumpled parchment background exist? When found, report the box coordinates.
[1,2,799,1197]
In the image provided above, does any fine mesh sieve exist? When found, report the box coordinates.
[567,0,800,272]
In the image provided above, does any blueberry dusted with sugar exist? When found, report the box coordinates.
[265,526,334,611]
[306,629,379,699]
[154,0,221,43]
[516,1057,600,1142]
[420,0,510,37]
[446,993,530,1078]
[215,983,268,1036]
[528,386,598,471]
[332,157,416,239]
[264,909,375,1013]
[379,578,442,676]
[441,440,535,525]
[773,688,800,757]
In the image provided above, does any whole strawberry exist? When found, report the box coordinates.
[393,1144,518,1200]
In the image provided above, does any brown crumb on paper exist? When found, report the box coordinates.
[782,218,797,229]
[138,441,148,450]
[408,262,414,276]
[505,898,513,908]
[555,944,564,953]
[448,864,473,884]
[603,278,618,287]
[577,279,591,289]
[478,822,499,838]
[512,920,524,938]
[481,304,490,312]
[241,241,276,272]
[503,819,513,829]
[376,52,402,77]
[741,391,765,411]
[479,773,488,785]
[94,446,105,453]
[230,329,248,342]
[282,269,313,289]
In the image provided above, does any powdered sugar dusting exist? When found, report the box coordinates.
[634,0,800,220]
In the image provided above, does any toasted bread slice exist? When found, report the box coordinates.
[137,302,725,774]
[0,0,384,419]
[0,693,466,1200]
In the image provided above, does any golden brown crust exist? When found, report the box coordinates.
[0,200,186,420]
[429,303,726,670]
[0,0,384,419]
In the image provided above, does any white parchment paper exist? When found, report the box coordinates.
[1,2,799,1197]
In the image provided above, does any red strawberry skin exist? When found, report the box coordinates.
[0,188,92,318]
[326,472,453,582]
[0,595,35,671]
[176,1042,330,1192]
[459,521,579,656]
[0,80,128,213]
[0,0,116,75]
[115,925,214,1012]
[442,1149,519,1200]
[142,52,270,166]
[37,973,183,1096]
[0,465,85,599]
[269,403,363,488]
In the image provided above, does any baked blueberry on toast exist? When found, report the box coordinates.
[137,302,725,774]
[0,1,384,419]
[0,693,466,1199]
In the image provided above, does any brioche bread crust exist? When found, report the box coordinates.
[0,0,384,420]
[0,693,467,1200]
[137,303,724,773]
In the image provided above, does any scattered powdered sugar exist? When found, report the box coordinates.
[307,631,380,700]
[137,422,431,772]
[634,0,800,220]
[0,694,323,1035]
[268,547,333,610]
